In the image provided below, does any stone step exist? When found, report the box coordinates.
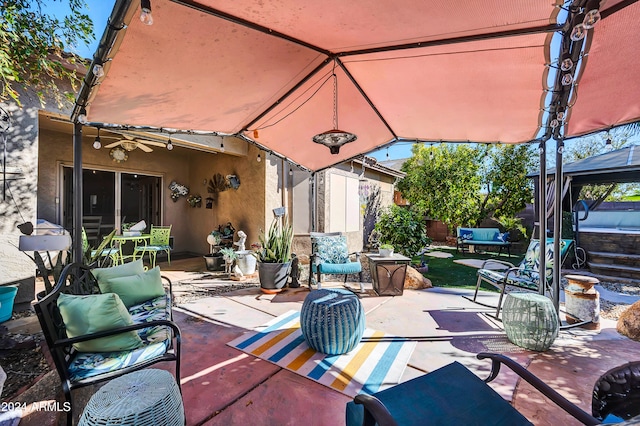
[588,251,640,267]
[587,262,640,281]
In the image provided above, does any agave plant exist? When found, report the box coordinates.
[253,216,293,263]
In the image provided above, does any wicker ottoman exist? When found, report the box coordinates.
[79,369,184,426]
[502,292,559,352]
[300,288,365,355]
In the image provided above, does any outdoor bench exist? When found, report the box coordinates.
[34,261,181,425]
[456,227,511,257]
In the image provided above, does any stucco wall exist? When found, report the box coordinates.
[0,99,39,291]
[37,128,268,256]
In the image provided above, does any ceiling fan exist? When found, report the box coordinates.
[103,134,166,152]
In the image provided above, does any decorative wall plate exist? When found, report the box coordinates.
[110,147,128,163]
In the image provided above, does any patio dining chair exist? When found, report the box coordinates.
[469,238,574,318]
[81,227,119,267]
[346,352,601,426]
[309,232,363,292]
[134,225,172,268]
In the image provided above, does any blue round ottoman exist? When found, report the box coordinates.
[300,288,365,355]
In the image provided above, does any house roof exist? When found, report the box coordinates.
[530,144,640,185]
[76,0,640,172]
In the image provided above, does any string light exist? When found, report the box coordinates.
[220,141,225,152]
[166,137,173,150]
[93,129,102,149]
[257,152,261,162]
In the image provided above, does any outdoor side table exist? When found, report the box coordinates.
[368,253,411,296]
[502,292,559,352]
[79,369,184,426]
[300,288,365,355]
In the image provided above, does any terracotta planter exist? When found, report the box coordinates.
[258,262,291,293]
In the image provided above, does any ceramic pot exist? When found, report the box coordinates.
[235,250,257,275]
[203,253,225,271]
[379,248,394,257]
[258,262,291,293]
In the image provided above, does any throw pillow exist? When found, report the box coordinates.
[494,232,510,242]
[98,267,165,308]
[459,229,474,241]
[92,259,145,286]
[314,236,350,264]
[57,293,142,352]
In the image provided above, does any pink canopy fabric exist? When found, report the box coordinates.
[83,0,640,171]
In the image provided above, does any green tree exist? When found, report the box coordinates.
[398,144,483,229]
[0,0,94,106]
[397,143,535,230]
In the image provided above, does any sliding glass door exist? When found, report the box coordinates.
[62,167,161,239]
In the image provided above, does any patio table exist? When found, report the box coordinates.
[111,234,150,264]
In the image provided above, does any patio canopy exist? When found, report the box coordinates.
[76,0,640,172]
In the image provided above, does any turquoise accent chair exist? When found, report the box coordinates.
[309,232,363,291]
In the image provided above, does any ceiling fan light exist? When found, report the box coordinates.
[312,129,357,154]
[121,141,138,151]
[583,9,601,29]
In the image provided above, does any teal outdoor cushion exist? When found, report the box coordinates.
[316,262,362,275]
[98,267,165,308]
[93,259,145,284]
[346,361,532,425]
[314,235,350,264]
[57,293,142,352]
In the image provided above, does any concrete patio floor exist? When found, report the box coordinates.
[155,258,640,426]
[13,256,640,425]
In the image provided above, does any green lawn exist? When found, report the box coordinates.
[417,248,524,292]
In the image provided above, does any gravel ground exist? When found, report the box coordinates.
[598,281,640,320]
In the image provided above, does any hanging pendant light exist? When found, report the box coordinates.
[312,69,357,154]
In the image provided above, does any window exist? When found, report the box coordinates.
[328,173,359,233]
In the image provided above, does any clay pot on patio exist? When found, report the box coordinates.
[258,262,291,294]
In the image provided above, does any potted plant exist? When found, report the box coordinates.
[379,243,394,257]
[253,216,293,293]
[204,232,225,271]
[219,247,238,275]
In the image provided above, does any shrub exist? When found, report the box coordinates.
[374,206,431,257]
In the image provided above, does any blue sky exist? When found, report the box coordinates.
[43,0,113,59]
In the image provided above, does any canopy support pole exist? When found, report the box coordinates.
[538,139,547,296]
[73,123,83,263]
[552,139,564,313]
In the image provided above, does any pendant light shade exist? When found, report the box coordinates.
[312,67,357,154]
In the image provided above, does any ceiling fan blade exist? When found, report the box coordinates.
[104,141,122,148]
[137,143,153,153]
[137,140,166,148]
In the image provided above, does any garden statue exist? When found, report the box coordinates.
[234,230,247,252]
[233,265,244,279]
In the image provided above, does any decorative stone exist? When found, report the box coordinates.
[617,300,640,341]
[404,266,433,290]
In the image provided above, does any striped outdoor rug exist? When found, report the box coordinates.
[227,310,416,397]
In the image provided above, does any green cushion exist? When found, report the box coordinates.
[57,293,142,352]
[92,259,145,285]
[98,267,165,308]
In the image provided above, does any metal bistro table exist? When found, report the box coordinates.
[368,253,411,296]
[111,234,150,264]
